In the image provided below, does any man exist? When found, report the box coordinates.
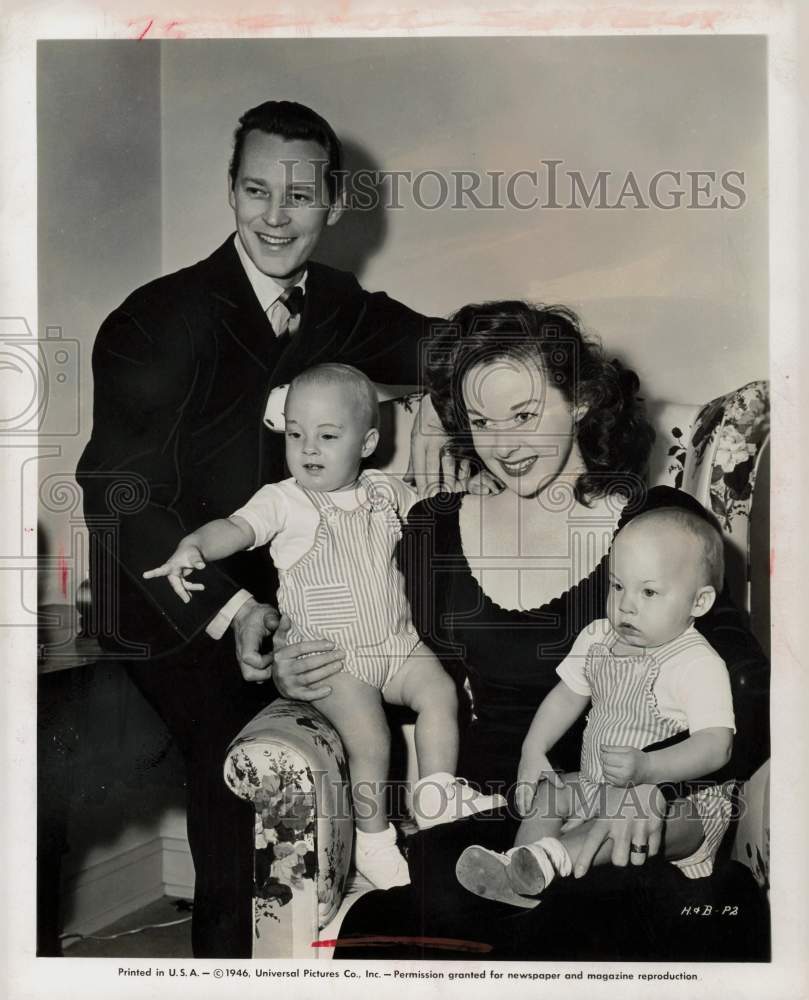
[77,101,446,957]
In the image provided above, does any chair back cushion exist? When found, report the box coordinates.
[646,382,769,617]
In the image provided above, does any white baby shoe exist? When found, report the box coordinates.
[456,838,572,908]
[412,772,507,830]
[354,824,411,889]
[507,837,573,894]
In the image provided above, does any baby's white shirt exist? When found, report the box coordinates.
[231,471,418,570]
[557,618,736,734]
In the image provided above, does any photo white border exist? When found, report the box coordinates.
[2,1,805,997]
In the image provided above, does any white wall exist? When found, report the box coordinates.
[37,41,163,606]
[161,35,767,405]
[37,43,189,923]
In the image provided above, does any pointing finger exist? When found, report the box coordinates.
[143,565,170,579]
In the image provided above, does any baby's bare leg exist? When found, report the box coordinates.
[508,772,585,894]
[314,672,391,834]
[382,646,458,776]
[457,775,590,901]
[513,772,582,847]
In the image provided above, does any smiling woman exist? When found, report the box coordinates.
[422,299,656,724]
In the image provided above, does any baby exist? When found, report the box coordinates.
[145,363,504,888]
[456,505,735,905]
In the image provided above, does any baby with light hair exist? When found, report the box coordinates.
[146,363,504,889]
[457,505,735,906]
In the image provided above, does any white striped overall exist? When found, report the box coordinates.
[575,630,733,878]
[277,472,422,691]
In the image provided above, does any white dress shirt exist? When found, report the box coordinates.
[233,233,306,335]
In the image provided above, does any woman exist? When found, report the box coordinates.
[281,301,769,960]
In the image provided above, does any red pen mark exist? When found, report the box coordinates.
[475,6,727,32]
[164,19,188,37]
[24,526,34,533]
[137,18,154,40]
[770,548,775,577]
[119,4,736,37]
[312,935,492,953]
[58,545,68,598]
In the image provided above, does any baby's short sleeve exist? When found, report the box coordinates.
[364,470,418,517]
[556,619,611,697]
[669,646,736,734]
[230,484,287,550]
[390,476,418,517]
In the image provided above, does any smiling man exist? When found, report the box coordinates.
[77,101,441,958]
[229,129,341,282]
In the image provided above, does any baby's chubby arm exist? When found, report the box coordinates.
[143,515,256,604]
[601,728,733,787]
[516,680,591,815]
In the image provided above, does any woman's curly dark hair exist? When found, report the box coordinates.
[427,300,655,504]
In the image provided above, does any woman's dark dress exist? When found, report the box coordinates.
[335,487,770,961]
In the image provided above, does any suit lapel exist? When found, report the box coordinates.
[203,248,354,432]
[205,237,279,372]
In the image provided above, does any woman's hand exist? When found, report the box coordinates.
[408,393,468,498]
[515,751,565,816]
[466,469,504,496]
[271,614,345,701]
[143,542,206,603]
[569,782,666,878]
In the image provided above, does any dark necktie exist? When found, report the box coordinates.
[270,285,305,338]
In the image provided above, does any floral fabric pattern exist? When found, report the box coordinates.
[224,699,353,956]
[699,383,768,530]
[655,381,769,614]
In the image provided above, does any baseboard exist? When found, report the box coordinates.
[162,834,194,899]
[61,835,195,937]
[61,837,165,937]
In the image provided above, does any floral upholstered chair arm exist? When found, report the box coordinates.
[224,699,353,958]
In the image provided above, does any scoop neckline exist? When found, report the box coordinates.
[437,492,612,619]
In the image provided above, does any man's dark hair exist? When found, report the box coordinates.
[229,100,343,202]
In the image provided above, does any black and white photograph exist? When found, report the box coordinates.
[2,2,805,997]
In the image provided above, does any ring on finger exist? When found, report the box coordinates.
[630,842,649,855]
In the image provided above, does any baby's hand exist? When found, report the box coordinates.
[143,543,207,604]
[515,751,565,816]
[600,745,648,786]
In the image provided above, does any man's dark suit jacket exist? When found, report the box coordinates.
[77,236,437,658]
